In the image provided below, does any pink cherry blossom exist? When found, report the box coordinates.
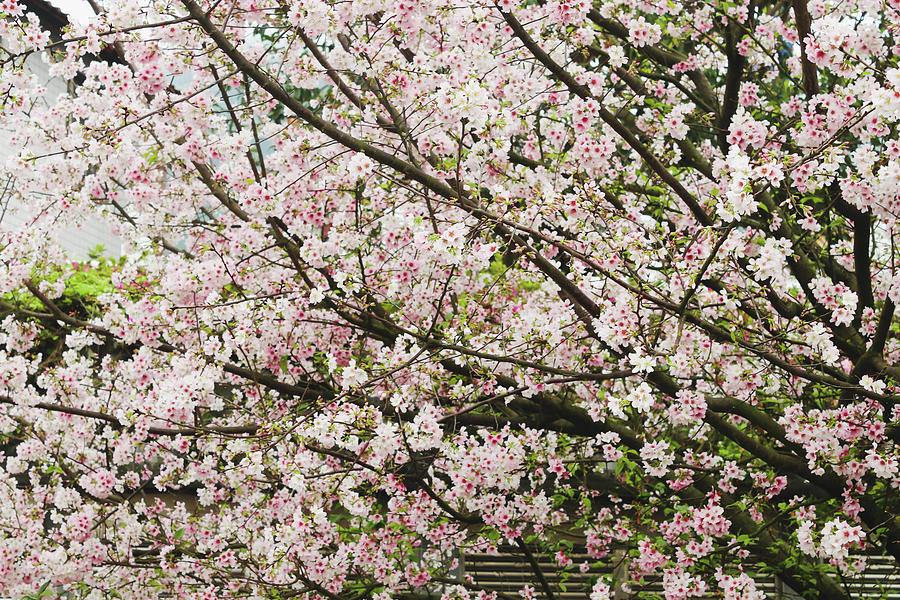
[0,1,895,599]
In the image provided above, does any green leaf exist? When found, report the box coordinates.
[25,581,52,600]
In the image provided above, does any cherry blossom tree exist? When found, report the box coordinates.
[0,0,898,599]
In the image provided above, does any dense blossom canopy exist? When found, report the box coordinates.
[0,0,899,599]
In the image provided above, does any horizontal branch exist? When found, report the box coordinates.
[0,395,258,436]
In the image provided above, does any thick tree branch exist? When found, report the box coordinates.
[792,0,820,97]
